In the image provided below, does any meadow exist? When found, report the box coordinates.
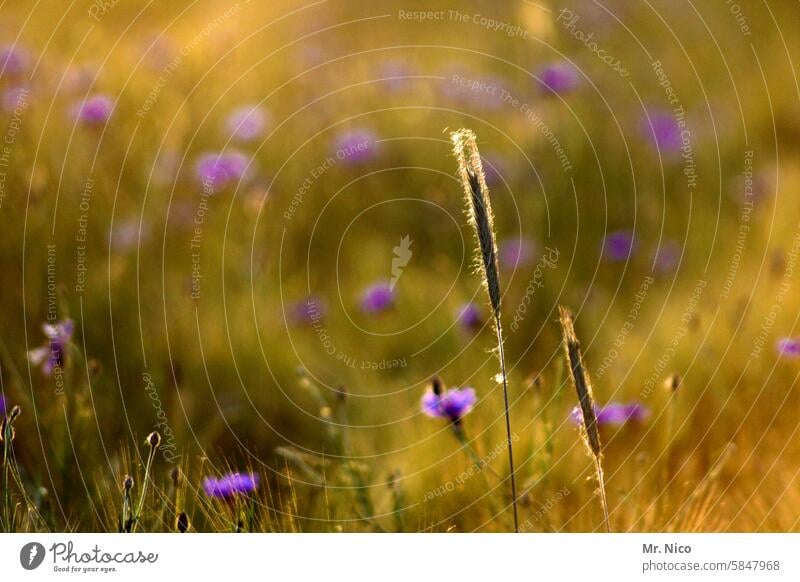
[1,0,800,533]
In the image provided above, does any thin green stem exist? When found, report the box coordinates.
[451,425,502,481]
[2,435,10,531]
[131,449,155,533]
[494,319,519,533]
[594,456,611,533]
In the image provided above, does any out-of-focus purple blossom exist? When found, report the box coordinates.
[776,338,800,358]
[604,230,635,262]
[333,128,378,165]
[440,69,507,110]
[72,94,113,125]
[142,35,177,70]
[539,63,579,95]
[455,302,482,331]
[295,43,326,68]
[499,237,536,269]
[2,86,29,113]
[653,240,681,273]
[289,296,326,325]
[28,319,74,376]
[571,402,649,427]
[62,66,98,94]
[731,169,773,205]
[482,152,509,187]
[0,45,29,77]
[194,151,250,192]
[153,149,180,186]
[377,59,414,92]
[202,472,259,499]
[467,74,507,110]
[643,110,682,152]
[225,105,269,141]
[596,402,649,425]
[168,201,196,229]
[360,281,394,313]
[422,386,477,423]
[440,68,467,101]
[0,394,6,416]
[111,218,150,252]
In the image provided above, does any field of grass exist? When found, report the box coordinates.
[2,0,800,533]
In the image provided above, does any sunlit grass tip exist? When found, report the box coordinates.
[558,305,611,532]
[451,128,501,318]
[451,128,519,532]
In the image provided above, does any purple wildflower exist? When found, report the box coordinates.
[466,74,507,110]
[571,402,649,427]
[377,59,414,92]
[440,67,467,101]
[153,149,181,186]
[360,281,394,313]
[643,110,682,152]
[422,386,477,423]
[225,105,268,141]
[2,86,29,114]
[653,240,681,273]
[441,70,507,110]
[776,338,800,358]
[731,169,773,205]
[28,319,74,376]
[72,94,113,125]
[62,66,98,94]
[194,151,250,192]
[111,218,150,252]
[0,45,29,77]
[455,302,482,331]
[202,472,259,499]
[597,403,649,425]
[604,230,635,262]
[142,35,177,70]
[482,152,509,187]
[539,63,579,95]
[333,128,378,165]
[295,43,326,68]
[499,237,536,269]
[0,394,6,416]
[289,296,326,325]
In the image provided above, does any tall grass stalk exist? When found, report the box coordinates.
[2,406,22,530]
[451,128,519,532]
[558,306,611,532]
[121,475,134,532]
[131,432,160,533]
[662,372,681,486]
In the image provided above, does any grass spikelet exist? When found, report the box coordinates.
[451,129,501,316]
[451,128,519,532]
[558,305,611,532]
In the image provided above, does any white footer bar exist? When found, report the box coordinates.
[1,534,798,581]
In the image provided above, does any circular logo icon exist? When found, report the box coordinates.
[19,542,46,570]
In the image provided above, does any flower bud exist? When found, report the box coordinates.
[176,511,189,533]
[146,431,161,449]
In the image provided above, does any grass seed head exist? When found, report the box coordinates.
[666,372,682,393]
[558,306,601,458]
[451,129,501,318]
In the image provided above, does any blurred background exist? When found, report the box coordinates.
[1,0,800,532]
